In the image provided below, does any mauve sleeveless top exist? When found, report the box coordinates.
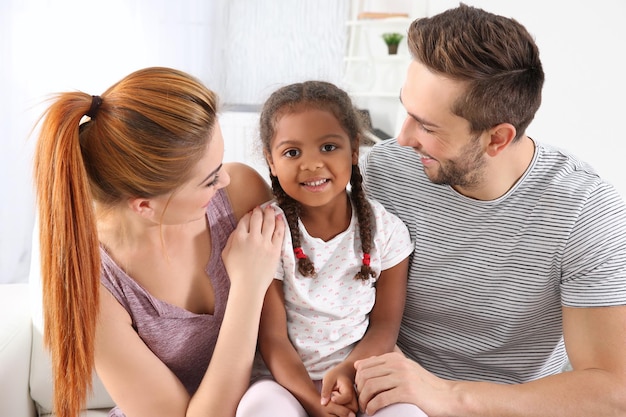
[100,189,236,416]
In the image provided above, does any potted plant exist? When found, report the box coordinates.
[382,32,403,55]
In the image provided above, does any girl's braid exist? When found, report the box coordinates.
[350,164,375,280]
[270,175,316,276]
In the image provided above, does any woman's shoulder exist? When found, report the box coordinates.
[223,162,273,220]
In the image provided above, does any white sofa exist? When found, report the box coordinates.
[1,221,114,417]
[0,282,115,417]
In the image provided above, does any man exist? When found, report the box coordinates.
[357,4,626,416]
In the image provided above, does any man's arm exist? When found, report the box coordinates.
[354,304,626,417]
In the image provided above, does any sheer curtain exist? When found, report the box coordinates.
[0,0,348,283]
[220,0,348,104]
[0,0,222,283]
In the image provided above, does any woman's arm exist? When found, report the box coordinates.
[191,207,284,415]
[227,163,327,413]
[96,206,283,417]
[95,287,192,417]
[95,162,283,417]
[190,163,282,416]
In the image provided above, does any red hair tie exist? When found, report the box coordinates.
[294,247,307,259]
[362,253,371,267]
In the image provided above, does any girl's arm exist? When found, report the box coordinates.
[258,280,332,416]
[321,258,409,405]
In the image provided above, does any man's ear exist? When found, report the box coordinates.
[486,123,517,157]
[127,197,155,219]
[264,150,277,176]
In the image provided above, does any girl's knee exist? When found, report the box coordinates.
[236,379,307,417]
[361,403,428,417]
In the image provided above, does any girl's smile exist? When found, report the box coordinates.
[301,177,330,191]
[267,108,357,211]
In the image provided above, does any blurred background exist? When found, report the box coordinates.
[1,0,625,283]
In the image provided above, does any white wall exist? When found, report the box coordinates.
[0,0,350,283]
[0,0,222,283]
[1,0,625,282]
[425,0,626,200]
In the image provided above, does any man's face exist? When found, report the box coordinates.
[397,61,488,190]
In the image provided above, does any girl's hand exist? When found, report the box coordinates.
[320,365,358,416]
[222,206,284,292]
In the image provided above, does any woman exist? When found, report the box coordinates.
[33,67,284,417]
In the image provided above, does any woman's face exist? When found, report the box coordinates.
[151,123,230,225]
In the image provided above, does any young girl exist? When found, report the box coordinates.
[236,81,427,417]
[33,67,284,417]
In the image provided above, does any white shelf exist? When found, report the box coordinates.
[343,7,412,99]
[342,0,424,137]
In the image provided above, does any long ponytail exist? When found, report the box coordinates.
[33,67,219,417]
[34,92,101,417]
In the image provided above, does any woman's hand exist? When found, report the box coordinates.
[222,205,284,292]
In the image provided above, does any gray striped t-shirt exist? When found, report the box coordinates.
[361,138,626,383]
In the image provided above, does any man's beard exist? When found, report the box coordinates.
[426,135,486,188]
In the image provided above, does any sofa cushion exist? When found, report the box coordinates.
[29,324,115,415]
[29,220,115,416]
[0,283,37,417]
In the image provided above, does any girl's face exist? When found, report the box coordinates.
[151,123,230,224]
[266,108,357,210]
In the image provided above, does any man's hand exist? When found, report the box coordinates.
[354,352,452,415]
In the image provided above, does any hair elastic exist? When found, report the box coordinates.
[86,95,103,119]
[293,247,307,259]
[362,253,371,267]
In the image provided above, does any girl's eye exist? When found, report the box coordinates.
[321,144,337,152]
[283,149,300,158]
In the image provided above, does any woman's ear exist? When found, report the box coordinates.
[486,123,517,157]
[127,197,155,219]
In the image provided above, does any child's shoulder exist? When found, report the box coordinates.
[263,200,288,225]
[364,196,389,215]
[263,199,282,210]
